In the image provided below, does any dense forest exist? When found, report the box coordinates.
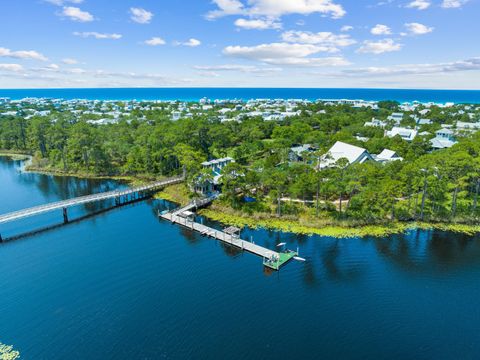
[1,100,479,225]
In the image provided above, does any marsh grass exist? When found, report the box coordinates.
[154,183,190,206]
[199,204,480,238]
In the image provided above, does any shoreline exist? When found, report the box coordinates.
[3,155,479,238]
[198,208,480,238]
[1,88,480,104]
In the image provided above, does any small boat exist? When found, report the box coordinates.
[276,242,286,247]
[293,256,306,262]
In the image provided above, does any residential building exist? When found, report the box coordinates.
[195,157,235,194]
[319,141,375,169]
[288,144,317,162]
[385,127,418,141]
[430,129,457,150]
[374,149,403,163]
[387,113,404,124]
[364,118,387,128]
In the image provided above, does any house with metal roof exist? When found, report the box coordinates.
[196,157,235,194]
[430,129,457,150]
[387,113,404,124]
[364,118,387,128]
[374,149,403,163]
[385,127,418,141]
[319,141,375,169]
[288,144,317,162]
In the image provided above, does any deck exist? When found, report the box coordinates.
[160,204,297,270]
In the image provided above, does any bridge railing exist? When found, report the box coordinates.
[0,175,184,225]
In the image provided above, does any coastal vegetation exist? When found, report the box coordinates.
[0,99,479,236]
[0,342,20,360]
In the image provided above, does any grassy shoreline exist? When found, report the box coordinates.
[0,151,32,161]
[24,165,154,186]
[199,207,480,238]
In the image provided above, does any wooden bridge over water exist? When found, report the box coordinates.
[0,176,184,241]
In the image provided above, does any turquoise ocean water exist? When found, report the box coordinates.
[0,88,479,103]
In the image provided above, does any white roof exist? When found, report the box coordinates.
[376,149,403,161]
[431,137,457,149]
[377,149,397,159]
[322,141,371,167]
[201,157,234,167]
[386,127,417,141]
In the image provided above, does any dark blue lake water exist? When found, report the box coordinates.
[0,88,479,103]
[1,156,480,359]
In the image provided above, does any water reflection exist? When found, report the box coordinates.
[373,229,480,273]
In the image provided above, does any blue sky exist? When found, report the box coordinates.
[0,0,478,89]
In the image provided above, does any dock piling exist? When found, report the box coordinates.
[62,207,69,224]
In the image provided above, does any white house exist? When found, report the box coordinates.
[171,111,181,121]
[319,141,375,169]
[388,113,404,124]
[456,121,480,132]
[430,129,457,150]
[195,157,235,194]
[417,118,432,126]
[374,149,403,163]
[364,118,387,128]
[386,127,418,141]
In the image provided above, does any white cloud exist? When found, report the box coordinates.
[405,0,431,10]
[207,0,346,20]
[341,25,353,32]
[0,63,24,72]
[335,57,480,77]
[281,31,356,50]
[194,64,281,73]
[223,42,349,66]
[73,32,122,39]
[441,0,469,8]
[207,0,245,18]
[371,24,392,35]
[225,43,326,59]
[44,0,83,5]
[266,57,350,66]
[234,18,282,30]
[62,58,78,65]
[357,39,402,54]
[61,6,94,22]
[0,47,48,61]
[68,68,87,74]
[175,38,202,47]
[405,22,433,35]
[130,7,153,24]
[144,37,166,46]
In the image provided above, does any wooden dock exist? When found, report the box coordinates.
[160,203,297,270]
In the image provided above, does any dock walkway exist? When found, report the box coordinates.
[160,201,296,270]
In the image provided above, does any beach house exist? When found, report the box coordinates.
[319,141,375,169]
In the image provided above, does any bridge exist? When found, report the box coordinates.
[0,175,184,241]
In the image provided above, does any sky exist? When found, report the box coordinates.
[0,0,479,89]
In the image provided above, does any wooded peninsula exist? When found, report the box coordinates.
[1,97,479,237]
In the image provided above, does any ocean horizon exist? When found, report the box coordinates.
[0,87,479,103]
